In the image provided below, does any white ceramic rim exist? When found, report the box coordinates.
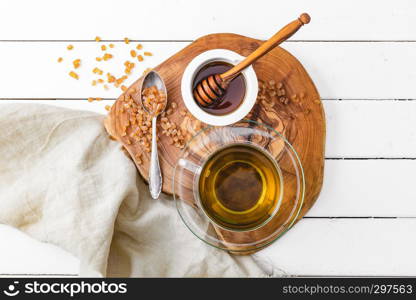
[181,49,258,126]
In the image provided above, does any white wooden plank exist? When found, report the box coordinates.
[2,99,416,157]
[0,0,415,41]
[0,42,184,99]
[2,100,416,217]
[0,225,78,275]
[0,42,415,99]
[324,101,416,157]
[258,218,416,276]
[284,42,416,99]
[308,160,416,217]
[3,218,416,276]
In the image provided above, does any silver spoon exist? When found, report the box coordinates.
[139,70,167,199]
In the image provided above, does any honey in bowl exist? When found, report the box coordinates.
[192,62,246,115]
[197,144,283,231]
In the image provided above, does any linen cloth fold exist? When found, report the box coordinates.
[0,104,271,277]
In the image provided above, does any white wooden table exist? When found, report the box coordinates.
[1,0,416,277]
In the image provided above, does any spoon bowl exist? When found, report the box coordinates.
[140,70,167,114]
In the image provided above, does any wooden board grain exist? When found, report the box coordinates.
[105,33,325,252]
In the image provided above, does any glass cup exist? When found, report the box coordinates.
[173,120,305,252]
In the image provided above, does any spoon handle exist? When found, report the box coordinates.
[149,116,162,199]
[221,13,311,82]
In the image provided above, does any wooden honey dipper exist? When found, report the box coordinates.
[193,13,311,107]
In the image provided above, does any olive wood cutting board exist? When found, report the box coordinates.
[105,33,326,253]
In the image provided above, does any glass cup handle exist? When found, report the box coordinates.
[178,159,200,173]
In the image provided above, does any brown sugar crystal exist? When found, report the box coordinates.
[69,71,79,80]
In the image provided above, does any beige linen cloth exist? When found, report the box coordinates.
[0,103,281,277]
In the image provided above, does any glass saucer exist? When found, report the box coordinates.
[173,120,305,252]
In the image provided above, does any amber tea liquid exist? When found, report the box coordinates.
[198,144,282,231]
[193,62,246,115]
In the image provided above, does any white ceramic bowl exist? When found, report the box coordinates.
[181,49,258,126]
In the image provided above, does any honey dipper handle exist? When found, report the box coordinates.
[221,13,311,81]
